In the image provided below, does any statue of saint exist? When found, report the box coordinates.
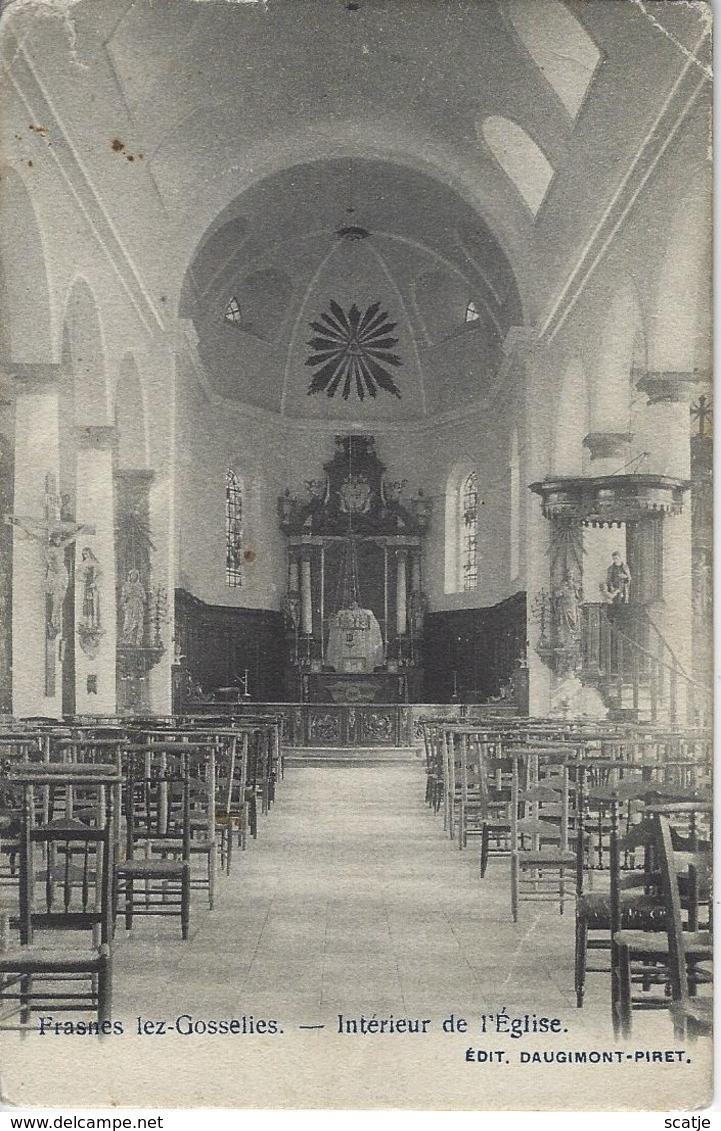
[120,568,146,647]
[555,573,582,642]
[79,546,101,630]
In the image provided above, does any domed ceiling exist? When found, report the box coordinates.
[182,158,523,420]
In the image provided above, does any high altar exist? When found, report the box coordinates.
[278,435,431,704]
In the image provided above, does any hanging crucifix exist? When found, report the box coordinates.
[5,473,95,697]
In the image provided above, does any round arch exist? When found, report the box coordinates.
[0,168,53,364]
[63,277,110,427]
[173,137,536,328]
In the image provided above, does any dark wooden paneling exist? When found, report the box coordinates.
[175,589,285,704]
[423,591,526,704]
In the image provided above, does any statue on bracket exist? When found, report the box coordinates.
[77,545,105,659]
[120,568,146,647]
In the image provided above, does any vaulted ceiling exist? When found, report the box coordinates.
[0,0,711,418]
[180,158,523,418]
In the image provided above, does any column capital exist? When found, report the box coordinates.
[582,432,633,460]
[76,425,116,450]
[633,369,709,404]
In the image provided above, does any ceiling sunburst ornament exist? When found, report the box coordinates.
[306,300,402,401]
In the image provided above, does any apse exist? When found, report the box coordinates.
[181,157,523,421]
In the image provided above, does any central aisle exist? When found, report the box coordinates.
[4,764,708,1110]
[111,763,586,1025]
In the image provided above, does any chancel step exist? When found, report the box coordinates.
[283,746,420,766]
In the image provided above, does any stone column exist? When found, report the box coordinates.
[12,372,60,718]
[582,432,634,478]
[396,550,408,636]
[300,552,313,636]
[74,426,116,715]
[634,372,699,481]
[634,371,698,721]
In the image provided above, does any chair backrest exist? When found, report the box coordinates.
[16,778,115,945]
[655,812,712,1002]
[124,746,191,859]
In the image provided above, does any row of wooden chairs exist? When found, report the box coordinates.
[0,712,284,1030]
[419,716,713,1040]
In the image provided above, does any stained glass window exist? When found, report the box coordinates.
[226,469,243,587]
[465,301,480,323]
[461,471,478,590]
[224,297,242,324]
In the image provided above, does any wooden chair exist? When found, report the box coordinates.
[0,772,117,1029]
[456,729,486,850]
[574,774,667,1009]
[114,745,192,939]
[479,733,513,878]
[509,746,577,922]
[655,812,713,1039]
[420,721,445,814]
[214,730,247,873]
[611,801,712,1038]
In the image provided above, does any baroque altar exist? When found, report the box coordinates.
[278,435,431,704]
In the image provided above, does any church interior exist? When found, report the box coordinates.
[0,0,713,1109]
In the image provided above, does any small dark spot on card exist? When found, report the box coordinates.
[243,549,256,564]
[111,138,125,152]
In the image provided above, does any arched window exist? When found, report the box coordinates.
[226,469,243,587]
[224,297,242,324]
[461,472,479,591]
[481,117,554,216]
[506,0,600,119]
[465,300,480,323]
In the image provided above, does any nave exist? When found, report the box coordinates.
[0,725,713,1109]
[110,761,583,1025]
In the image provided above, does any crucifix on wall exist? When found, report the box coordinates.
[5,473,95,697]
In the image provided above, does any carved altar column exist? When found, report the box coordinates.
[74,425,116,715]
[300,551,313,637]
[396,549,408,637]
[12,369,61,718]
[288,554,299,595]
[411,551,421,594]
